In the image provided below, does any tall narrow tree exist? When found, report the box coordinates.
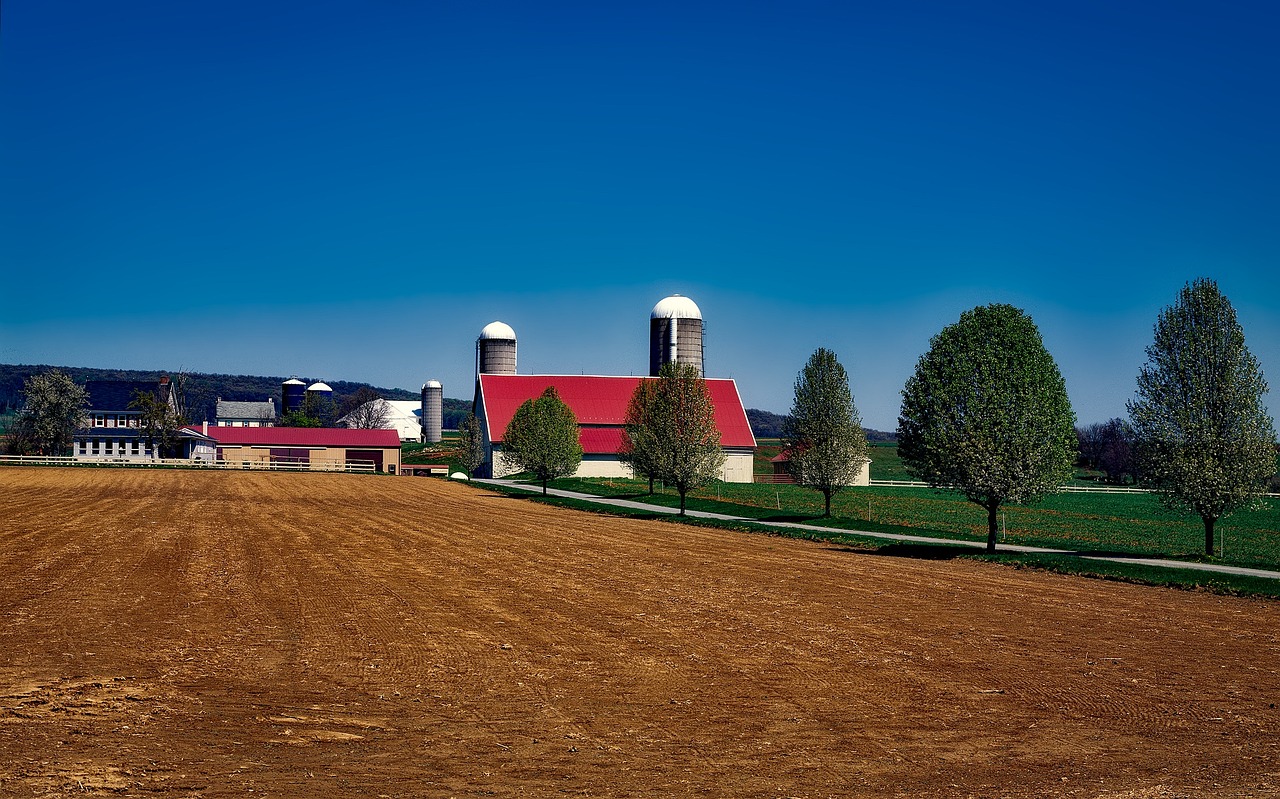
[645,362,725,515]
[1128,278,1275,556]
[620,379,661,494]
[784,348,869,517]
[501,387,583,494]
[457,411,486,477]
[898,304,1076,551]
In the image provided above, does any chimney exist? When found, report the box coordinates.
[202,420,208,436]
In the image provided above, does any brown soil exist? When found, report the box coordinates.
[1,468,1278,798]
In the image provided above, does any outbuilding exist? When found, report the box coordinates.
[191,426,402,472]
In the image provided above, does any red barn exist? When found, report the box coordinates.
[474,374,756,481]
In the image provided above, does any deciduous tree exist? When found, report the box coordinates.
[8,370,88,456]
[502,387,583,493]
[457,411,486,476]
[339,387,391,429]
[784,348,869,517]
[1128,278,1276,556]
[620,379,662,494]
[645,362,725,515]
[131,377,189,459]
[898,304,1076,551]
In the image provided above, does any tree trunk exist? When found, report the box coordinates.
[542,478,548,495]
[679,490,687,516]
[986,503,999,552]
[1204,515,1216,557]
[823,490,832,518]
[648,475,654,495]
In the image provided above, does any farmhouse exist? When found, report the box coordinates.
[190,425,402,473]
[215,397,276,427]
[74,377,215,461]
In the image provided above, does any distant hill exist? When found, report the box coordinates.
[745,407,895,442]
[0,364,473,429]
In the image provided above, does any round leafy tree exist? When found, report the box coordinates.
[898,304,1076,551]
[502,386,583,493]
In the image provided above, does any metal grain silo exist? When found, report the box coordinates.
[282,377,306,414]
[477,321,517,375]
[649,295,704,376]
[421,380,443,443]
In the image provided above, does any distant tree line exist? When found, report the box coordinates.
[745,407,894,442]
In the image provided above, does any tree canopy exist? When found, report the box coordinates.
[898,304,1076,551]
[339,387,391,430]
[501,387,583,493]
[620,379,662,494]
[636,362,725,515]
[131,377,190,459]
[457,411,486,476]
[1128,278,1276,556]
[8,370,88,456]
[783,348,868,517]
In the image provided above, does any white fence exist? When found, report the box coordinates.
[0,455,377,473]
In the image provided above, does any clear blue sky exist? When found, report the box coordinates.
[2,1,1277,430]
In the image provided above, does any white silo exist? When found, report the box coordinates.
[421,380,443,444]
[477,321,517,375]
[649,295,704,377]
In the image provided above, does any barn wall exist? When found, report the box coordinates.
[722,450,754,484]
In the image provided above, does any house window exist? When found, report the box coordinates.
[91,439,100,454]
[77,441,85,454]
[95,414,105,427]
[131,441,139,455]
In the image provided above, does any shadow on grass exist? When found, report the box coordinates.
[758,513,827,523]
[856,543,982,561]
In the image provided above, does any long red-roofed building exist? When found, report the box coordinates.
[474,374,756,481]
[185,424,402,473]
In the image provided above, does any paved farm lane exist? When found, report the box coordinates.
[1,468,1278,798]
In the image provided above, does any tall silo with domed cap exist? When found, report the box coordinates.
[477,321,517,375]
[281,377,306,415]
[649,294,704,377]
[421,380,443,443]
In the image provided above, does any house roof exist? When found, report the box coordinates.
[187,426,402,448]
[85,380,162,412]
[476,374,756,450]
[216,400,275,420]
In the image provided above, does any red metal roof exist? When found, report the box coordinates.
[477,375,756,449]
[186,426,402,448]
[579,426,628,455]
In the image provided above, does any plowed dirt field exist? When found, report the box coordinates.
[2,468,1279,798]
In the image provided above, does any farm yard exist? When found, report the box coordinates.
[2,468,1280,797]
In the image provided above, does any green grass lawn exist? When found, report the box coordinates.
[547,475,1280,570]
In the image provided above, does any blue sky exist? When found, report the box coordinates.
[2,1,1277,430]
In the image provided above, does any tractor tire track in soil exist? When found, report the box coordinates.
[0,468,1278,797]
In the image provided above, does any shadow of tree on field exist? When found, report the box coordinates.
[855,543,980,561]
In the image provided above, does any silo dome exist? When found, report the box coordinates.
[649,295,705,377]
[479,321,517,340]
[477,321,518,375]
[307,381,333,393]
[650,295,703,320]
[424,379,442,389]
